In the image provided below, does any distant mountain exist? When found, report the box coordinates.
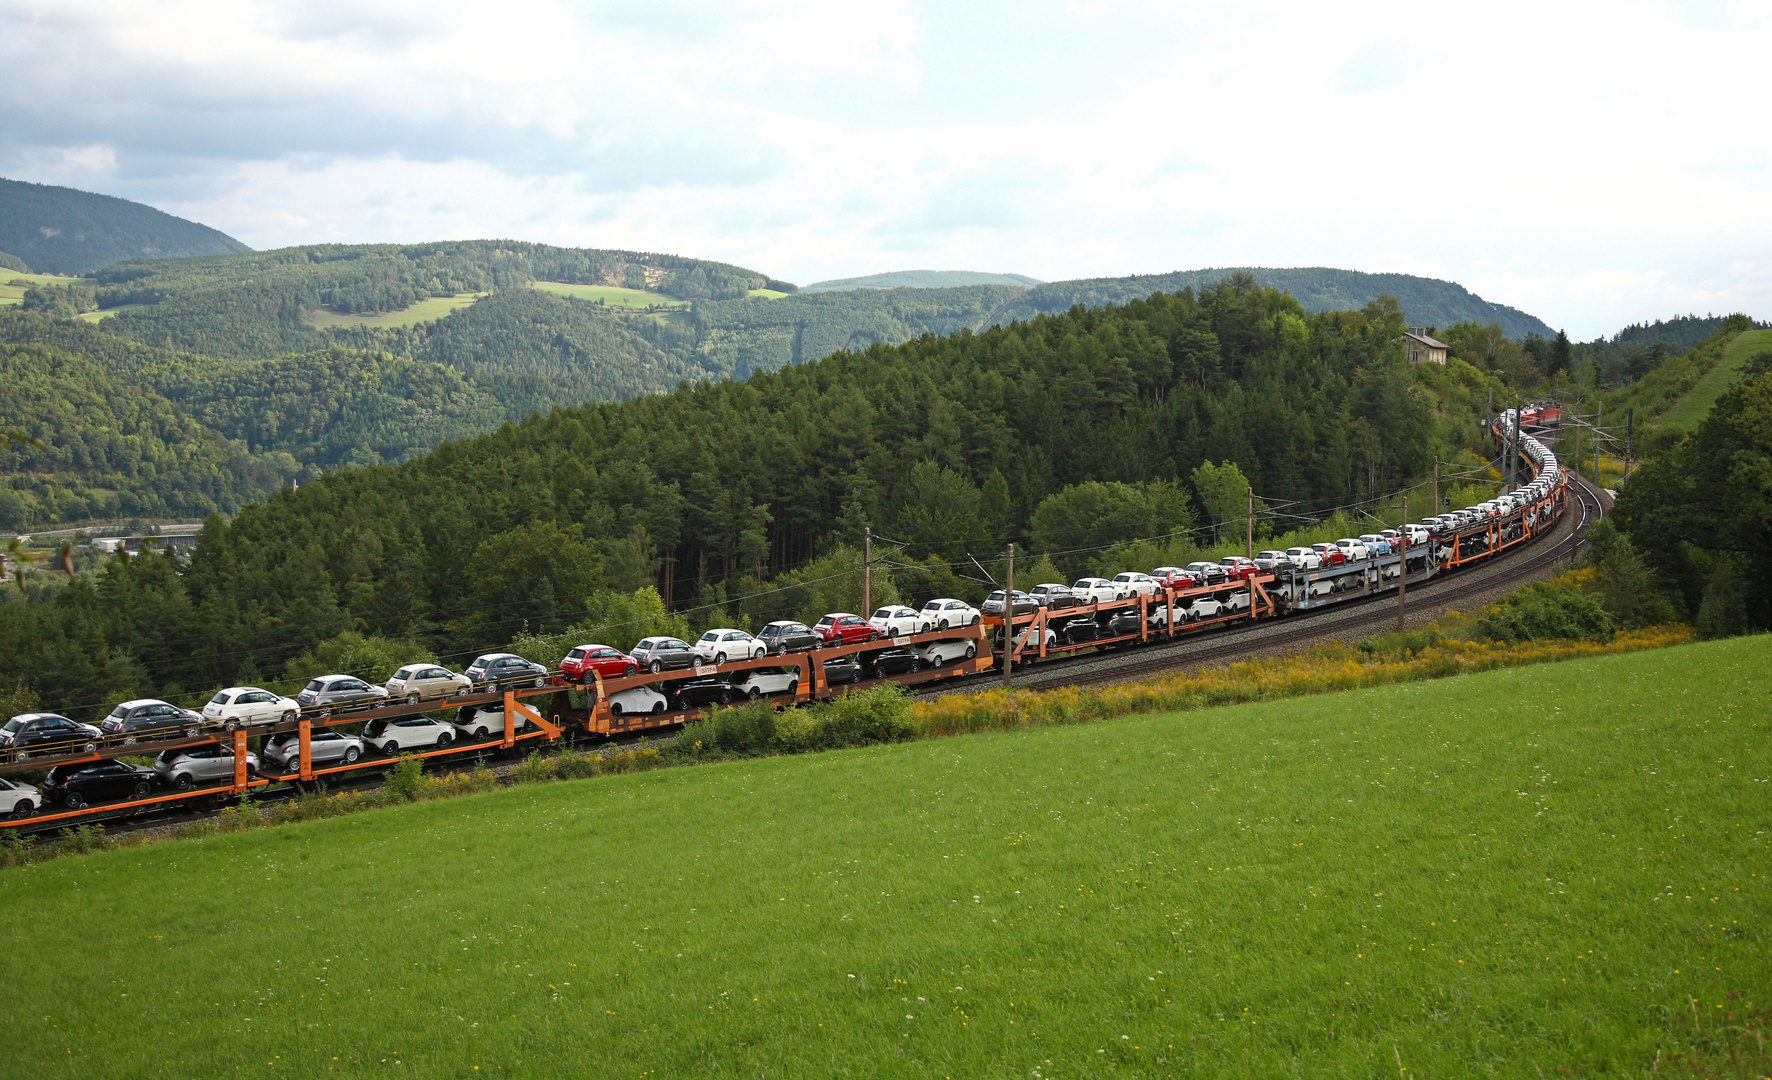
[802,270,1044,292]
[0,177,251,275]
[968,267,1550,340]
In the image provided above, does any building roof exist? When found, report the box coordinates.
[1403,328,1449,349]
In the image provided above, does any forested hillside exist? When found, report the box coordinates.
[0,342,290,526]
[0,177,250,275]
[0,277,1507,715]
[803,270,1043,291]
[991,267,1555,340]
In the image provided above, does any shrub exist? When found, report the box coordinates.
[384,755,425,802]
[1473,579,1614,644]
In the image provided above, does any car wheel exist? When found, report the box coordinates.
[184,726,199,738]
[787,680,798,695]
[406,693,421,705]
[63,791,84,810]
[907,658,921,673]
[718,688,733,704]
[132,781,150,799]
[435,732,452,749]
[919,622,931,634]
[224,719,239,732]
[622,665,636,678]
[343,747,360,764]
[473,727,490,739]
[610,703,624,717]
[9,801,32,819]
[714,652,727,664]
[81,741,97,754]
[748,687,761,700]
[280,710,296,724]
[122,736,137,746]
[651,701,665,714]
[775,645,787,656]
[175,774,194,792]
[532,675,546,689]
[964,643,977,659]
[384,742,400,756]
[13,749,28,761]
[970,614,980,625]
[868,630,879,641]
[649,660,663,674]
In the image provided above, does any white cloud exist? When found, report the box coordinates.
[0,0,1766,337]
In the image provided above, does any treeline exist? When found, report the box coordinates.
[0,277,1505,716]
[0,177,250,276]
[0,342,292,526]
[1610,343,1771,634]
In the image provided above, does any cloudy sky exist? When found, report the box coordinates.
[2,0,1767,337]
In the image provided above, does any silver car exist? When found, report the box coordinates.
[153,744,260,790]
[262,729,364,771]
[385,664,471,704]
[296,675,390,715]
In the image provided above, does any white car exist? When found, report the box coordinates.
[200,686,299,731]
[920,598,981,629]
[0,776,40,818]
[1334,538,1371,561]
[1110,572,1158,598]
[385,664,471,704]
[607,685,669,717]
[1405,524,1429,546]
[1188,596,1228,620]
[1282,547,1322,570]
[1071,578,1118,604]
[913,638,979,668]
[731,667,800,700]
[869,605,925,637]
[363,715,455,755]
[452,703,534,739]
[692,628,767,664]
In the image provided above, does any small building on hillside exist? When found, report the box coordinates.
[1403,327,1449,365]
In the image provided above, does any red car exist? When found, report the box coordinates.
[1151,566,1197,590]
[814,612,878,647]
[559,644,637,681]
[1311,543,1345,566]
[1217,556,1259,581]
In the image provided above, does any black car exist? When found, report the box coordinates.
[465,653,552,691]
[41,759,156,809]
[1,713,102,760]
[1060,618,1102,645]
[99,699,204,742]
[822,656,863,686]
[758,621,819,655]
[628,637,696,675]
[866,647,922,677]
[670,676,737,709]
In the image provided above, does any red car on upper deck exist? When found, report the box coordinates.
[559,644,637,681]
[814,612,878,647]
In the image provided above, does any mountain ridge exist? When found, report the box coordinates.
[0,177,251,275]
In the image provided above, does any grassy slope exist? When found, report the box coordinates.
[2,637,1767,1078]
[1658,328,1772,427]
[306,292,488,329]
[529,281,685,309]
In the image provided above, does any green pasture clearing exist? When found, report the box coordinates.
[748,287,790,299]
[2,635,1767,1078]
[1657,327,1772,428]
[0,271,90,290]
[530,280,686,309]
[74,303,150,323]
[306,292,487,329]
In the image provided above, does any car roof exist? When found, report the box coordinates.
[763,620,804,628]
[824,612,858,619]
[702,627,744,634]
[474,652,516,661]
[219,685,268,694]
[115,698,169,708]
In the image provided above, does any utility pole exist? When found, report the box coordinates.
[1245,487,1254,562]
[1002,542,1014,688]
[1433,460,1440,513]
[1396,491,1407,632]
[862,526,871,617]
[1511,396,1522,491]
[1625,407,1634,483]
[1572,407,1582,487]
[1595,400,1604,487]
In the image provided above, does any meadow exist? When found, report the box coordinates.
[0,271,90,305]
[306,292,487,329]
[0,635,1766,1077]
[1657,327,1772,429]
[529,280,686,309]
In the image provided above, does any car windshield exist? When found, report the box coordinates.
[921,601,941,610]
[107,704,128,719]
[394,666,417,678]
[699,632,720,642]
[0,719,20,735]
[565,648,586,661]
[986,592,1005,603]
[304,679,324,691]
[209,692,233,705]
[873,609,894,620]
[816,617,835,626]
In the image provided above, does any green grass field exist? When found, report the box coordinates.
[306,293,487,329]
[1658,328,1772,428]
[748,287,790,299]
[1,272,91,306]
[74,303,150,323]
[529,281,686,309]
[2,636,1767,1077]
